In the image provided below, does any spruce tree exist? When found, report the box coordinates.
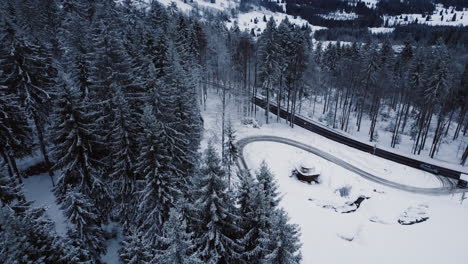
[50,73,102,201]
[257,17,280,124]
[0,16,56,184]
[237,172,272,262]
[256,161,281,209]
[223,119,238,189]
[153,207,201,264]
[193,143,243,263]
[136,105,178,243]
[0,83,33,182]
[108,85,141,221]
[262,209,302,264]
[0,175,69,264]
[61,187,106,258]
[119,230,152,264]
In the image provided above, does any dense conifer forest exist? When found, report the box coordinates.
[0,0,467,263]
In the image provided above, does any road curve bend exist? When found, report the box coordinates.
[237,135,463,195]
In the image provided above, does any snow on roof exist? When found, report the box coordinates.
[461,174,468,182]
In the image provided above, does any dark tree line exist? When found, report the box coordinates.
[0,0,302,263]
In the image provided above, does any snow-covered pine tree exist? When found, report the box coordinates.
[0,81,33,183]
[261,209,302,264]
[147,1,170,35]
[0,172,23,205]
[257,17,280,124]
[0,174,69,264]
[108,85,141,222]
[152,207,201,264]
[152,48,202,187]
[193,142,243,263]
[135,105,179,242]
[223,118,238,189]
[237,172,273,262]
[256,161,281,209]
[152,34,172,80]
[50,72,102,201]
[61,186,106,258]
[0,14,56,184]
[119,230,152,264]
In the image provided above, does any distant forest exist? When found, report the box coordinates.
[315,25,468,48]
[242,0,468,28]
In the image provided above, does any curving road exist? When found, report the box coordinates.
[253,96,467,181]
[237,135,465,195]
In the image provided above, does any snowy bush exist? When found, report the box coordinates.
[385,121,396,132]
[373,130,380,142]
[394,134,401,145]
[324,111,334,127]
[336,185,352,197]
[242,117,260,128]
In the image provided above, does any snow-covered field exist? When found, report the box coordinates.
[226,9,326,35]
[243,141,468,264]
[320,11,359,21]
[384,4,468,27]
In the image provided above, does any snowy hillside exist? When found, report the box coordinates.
[385,4,468,26]
[227,9,326,35]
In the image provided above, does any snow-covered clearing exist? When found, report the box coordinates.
[243,141,468,264]
[226,9,326,35]
[320,11,359,21]
[22,173,68,236]
[202,88,468,263]
[384,5,468,27]
[368,27,395,34]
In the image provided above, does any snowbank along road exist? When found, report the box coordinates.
[237,135,464,195]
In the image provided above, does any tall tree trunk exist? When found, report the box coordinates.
[1,149,14,179]
[418,110,432,155]
[33,115,55,186]
[461,145,468,166]
[222,82,226,161]
[400,102,410,133]
[265,81,270,124]
[332,89,339,128]
[453,110,465,140]
[444,109,454,137]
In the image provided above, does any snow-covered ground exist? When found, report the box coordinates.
[226,8,326,35]
[243,141,468,264]
[368,27,395,34]
[201,90,458,188]
[150,0,238,13]
[320,11,359,21]
[201,89,468,264]
[384,5,468,27]
[299,97,467,170]
[22,173,68,236]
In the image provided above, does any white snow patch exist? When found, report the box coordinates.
[369,27,395,34]
[226,9,325,35]
[22,173,68,236]
[384,5,468,27]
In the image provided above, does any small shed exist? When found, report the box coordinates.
[292,159,321,184]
